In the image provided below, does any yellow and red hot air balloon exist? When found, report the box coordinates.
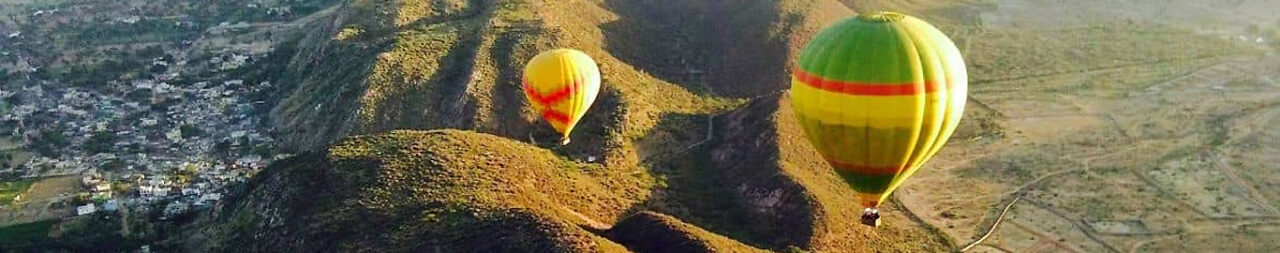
[790,11,967,227]
[523,49,602,145]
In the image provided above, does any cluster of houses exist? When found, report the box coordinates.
[71,162,242,219]
[76,172,119,216]
[0,2,326,250]
[0,50,280,220]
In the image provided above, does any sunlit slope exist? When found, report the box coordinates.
[268,0,734,154]
[185,130,766,252]
[231,0,968,251]
[189,130,633,251]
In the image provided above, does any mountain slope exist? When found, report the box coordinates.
[191,0,966,251]
[178,130,761,252]
[703,94,952,251]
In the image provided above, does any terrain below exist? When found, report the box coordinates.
[170,0,1280,252]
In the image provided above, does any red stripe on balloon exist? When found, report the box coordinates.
[523,79,575,106]
[793,68,937,96]
[542,109,571,124]
[825,158,904,175]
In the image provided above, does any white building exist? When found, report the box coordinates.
[163,201,189,217]
[94,183,111,192]
[135,81,155,90]
[119,16,141,24]
[82,175,101,186]
[166,128,183,142]
[77,203,97,215]
[139,185,171,198]
[195,193,222,206]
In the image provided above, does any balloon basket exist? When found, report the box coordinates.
[861,208,881,227]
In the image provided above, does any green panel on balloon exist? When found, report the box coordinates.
[834,170,894,194]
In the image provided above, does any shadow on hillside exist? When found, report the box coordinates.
[361,2,501,134]
[702,4,802,98]
[599,0,804,98]
[511,86,623,164]
[598,0,713,94]
[484,21,550,140]
[550,88,622,163]
[626,108,809,250]
[699,95,820,249]
[270,0,406,152]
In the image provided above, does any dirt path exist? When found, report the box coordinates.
[561,206,610,231]
[1007,220,1087,253]
[1210,152,1280,217]
[961,145,1144,252]
[973,56,1221,86]
[120,201,131,237]
[1022,197,1121,253]
[960,195,1021,252]
[205,5,340,33]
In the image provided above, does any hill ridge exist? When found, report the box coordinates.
[178,0,957,252]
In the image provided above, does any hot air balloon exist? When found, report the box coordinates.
[790,11,967,227]
[523,49,601,145]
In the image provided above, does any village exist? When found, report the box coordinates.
[0,0,338,248]
[0,48,279,220]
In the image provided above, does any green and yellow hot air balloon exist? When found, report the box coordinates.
[523,49,602,145]
[790,11,967,227]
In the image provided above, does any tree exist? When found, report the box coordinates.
[213,140,232,155]
[32,131,69,157]
[125,89,152,101]
[148,63,168,74]
[0,153,11,167]
[179,124,203,138]
[84,131,117,154]
[100,159,124,171]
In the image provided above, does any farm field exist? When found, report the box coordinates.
[1,176,79,227]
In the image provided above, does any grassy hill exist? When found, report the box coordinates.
[178,130,763,252]
[185,0,976,251]
[182,130,636,252]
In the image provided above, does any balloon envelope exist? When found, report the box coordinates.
[790,11,967,208]
[523,49,601,144]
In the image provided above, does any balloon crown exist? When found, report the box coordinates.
[858,11,905,22]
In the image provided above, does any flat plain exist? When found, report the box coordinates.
[897,0,1280,252]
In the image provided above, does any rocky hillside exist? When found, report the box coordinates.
[175,0,985,252]
[179,130,757,252]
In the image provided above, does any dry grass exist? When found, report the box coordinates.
[199,130,640,252]
[894,1,1280,251]
[239,0,1002,251]
[0,179,35,206]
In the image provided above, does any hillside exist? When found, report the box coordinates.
[178,0,1280,251]
[162,0,972,251]
[175,130,764,252]
[175,128,948,252]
